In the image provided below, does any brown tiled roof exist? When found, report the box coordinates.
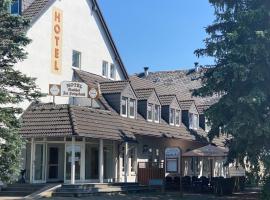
[158,95,177,106]
[74,69,109,88]
[20,103,196,142]
[99,81,130,94]
[20,104,73,137]
[179,100,195,110]
[196,104,211,115]
[22,0,51,21]
[134,88,155,100]
[143,69,220,106]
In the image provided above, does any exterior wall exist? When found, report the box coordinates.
[161,105,170,124]
[170,98,180,110]
[189,103,198,114]
[148,92,160,105]
[17,0,126,109]
[136,136,204,163]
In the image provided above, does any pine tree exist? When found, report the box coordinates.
[0,0,41,183]
[194,0,270,184]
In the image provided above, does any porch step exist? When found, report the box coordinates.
[0,184,45,197]
[52,183,148,197]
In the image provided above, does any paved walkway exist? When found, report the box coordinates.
[0,188,260,200]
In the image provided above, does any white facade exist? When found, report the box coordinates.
[17,0,126,109]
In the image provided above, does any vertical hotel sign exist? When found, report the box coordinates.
[51,7,63,74]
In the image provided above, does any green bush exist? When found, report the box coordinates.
[261,177,270,200]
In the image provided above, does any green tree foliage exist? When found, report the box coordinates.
[0,0,41,183]
[194,0,270,180]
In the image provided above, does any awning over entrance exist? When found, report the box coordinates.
[183,144,228,157]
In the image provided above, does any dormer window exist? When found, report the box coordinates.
[121,97,128,117]
[147,104,153,121]
[189,113,199,130]
[170,109,175,125]
[129,99,136,118]
[154,105,160,123]
[175,110,181,126]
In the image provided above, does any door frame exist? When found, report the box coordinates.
[47,145,61,182]
[32,142,47,183]
[64,139,85,183]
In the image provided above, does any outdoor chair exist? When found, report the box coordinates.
[182,176,191,191]
[200,176,210,193]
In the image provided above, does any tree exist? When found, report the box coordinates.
[194,0,270,183]
[0,0,41,183]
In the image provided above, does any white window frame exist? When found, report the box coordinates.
[147,103,153,122]
[170,108,175,125]
[121,97,128,117]
[154,105,160,123]
[110,64,116,80]
[72,50,81,69]
[102,61,108,77]
[175,110,181,126]
[129,99,136,119]
[189,113,199,130]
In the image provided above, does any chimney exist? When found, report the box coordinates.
[194,62,199,72]
[144,67,149,77]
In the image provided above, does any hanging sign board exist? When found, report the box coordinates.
[60,81,88,98]
[165,147,181,173]
[88,87,99,99]
[49,84,61,96]
[229,166,245,177]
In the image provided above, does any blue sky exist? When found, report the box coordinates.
[98,0,215,74]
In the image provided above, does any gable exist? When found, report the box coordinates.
[122,84,136,99]
[170,97,180,110]
[189,102,198,114]
[148,92,160,105]
[18,0,129,108]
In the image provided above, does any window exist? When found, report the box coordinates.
[147,104,153,121]
[170,108,175,125]
[189,113,199,130]
[72,50,81,68]
[110,64,116,80]
[121,97,128,117]
[102,61,108,77]
[10,0,21,14]
[175,110,181,126]
[154,105,160,123]
[129,99,136,118]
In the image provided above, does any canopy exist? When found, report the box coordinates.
[183,144,228,157]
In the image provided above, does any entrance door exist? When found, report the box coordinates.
[33,143,46,183]
[48,147,59,180]
[65,145,81,181]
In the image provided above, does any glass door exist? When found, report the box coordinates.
[65,145,81,180]
[33,143,46,183]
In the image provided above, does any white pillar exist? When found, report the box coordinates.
[71,137,75,184]
[99,139,104,183]
[124,142,129,182]
[30,138,34,183]
[112,141,118,182]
